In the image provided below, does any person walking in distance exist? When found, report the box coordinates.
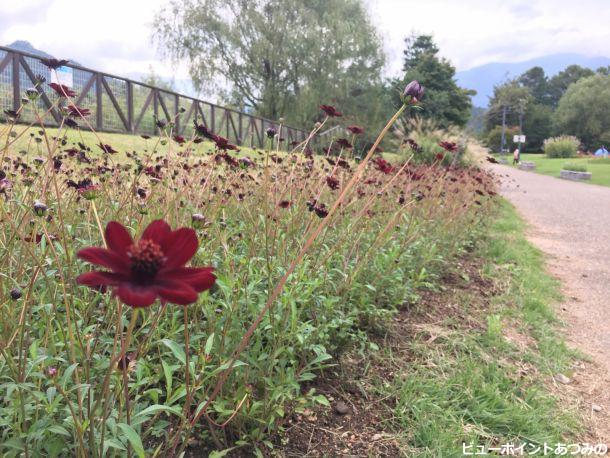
[513,147,520,165]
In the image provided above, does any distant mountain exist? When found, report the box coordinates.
[5,40,82,66]
[6,40,54,59]
[456,53,610,107]
[4,40,195,96]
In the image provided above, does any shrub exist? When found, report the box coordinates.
[485,126,519,153]
[543,135,579,158]
[562,162,588,172]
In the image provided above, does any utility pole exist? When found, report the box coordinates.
[500,105,507,158]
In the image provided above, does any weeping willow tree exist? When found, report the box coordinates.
[153,0,387,129]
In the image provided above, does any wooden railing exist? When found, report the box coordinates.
[0,45,309,148]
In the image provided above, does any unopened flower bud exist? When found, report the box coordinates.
[402,80,425,102]
[33,201,47,216]
[10,287,22,300]
[191,213,207,229]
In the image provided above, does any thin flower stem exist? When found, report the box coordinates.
[184,102,408,435]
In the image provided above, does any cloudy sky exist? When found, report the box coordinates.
[1,0,609,82]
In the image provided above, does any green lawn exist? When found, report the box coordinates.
[0,123,268,162]
[509,153,610,187]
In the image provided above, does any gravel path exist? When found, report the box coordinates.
[492,164,610,442]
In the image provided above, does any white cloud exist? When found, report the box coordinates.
[1,0,609,85]
[367,0,610,76]
[0,0,189,79]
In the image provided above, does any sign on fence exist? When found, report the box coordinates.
[50,65,73,88]
[513,134,526,143]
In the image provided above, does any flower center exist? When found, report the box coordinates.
[128,239,165,277]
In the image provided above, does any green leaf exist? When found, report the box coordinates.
[48,425,71,437]
[103,438,127,454]
[209,447,238,457]
[160,339,186,365]
[204,333,215,356]
[117,423,145,458]
[161,359,173,396]
[133,404,184,421]
[314,395,330,406]
[61,363,79,389]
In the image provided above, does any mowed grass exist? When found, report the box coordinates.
[377,200,581,455]
[0,123,274,162]
[510,153,610,187]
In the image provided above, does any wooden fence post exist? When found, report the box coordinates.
[127,80,134,133]
[95,73,103,130]
[12,52,20,112]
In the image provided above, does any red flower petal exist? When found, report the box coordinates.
[163,267,216,292]
[160,228,198,271]
[116,284,157,308]
[77,247,130,273]
[105,221,133,256]
[141,219,171,244]
[76,271,124,287]
[156,280,198,305]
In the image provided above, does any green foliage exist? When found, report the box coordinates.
[485,125,520,152]
[543,135,580,158]
[518,66,551,105]
[522,103,553,151]
[553,74,610,149]
[0,95,495,455]
[377,201,581,454]
[484,80,531,133]
[562,162,588,172]
[547,65,595,108]
[393,34,474,129]
[153,0,386,128]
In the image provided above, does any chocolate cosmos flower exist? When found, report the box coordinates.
[41,58,69,69]
[319,105,342,117]
[76,220,216,307]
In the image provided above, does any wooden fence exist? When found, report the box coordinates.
[0,45,309,148]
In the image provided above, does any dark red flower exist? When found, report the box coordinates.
[326,175,340,190]
[439,141,459,152]
[66,105,90,118]
[41,58,69,69]
[64,118,79,128]
[314,204,329,218]
[173,135,186,145]
[49,83,77,98]
[435,152,445,161]
[141,135,151,140]
[336,138,352,149]
[76,220,216,307]
[347,125,364,135]
[213,135,238,151]
[98,143,118,154]
[278,200,292,208]
[372,157,393,175]
[194,122,216,140]
[320,105,342,117]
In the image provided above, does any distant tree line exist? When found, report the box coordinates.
[153,0,473,149]
[485,65,610,152]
